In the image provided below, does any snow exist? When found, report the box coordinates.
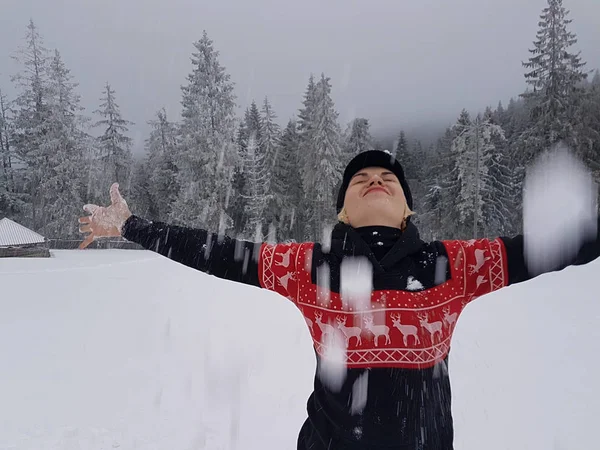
[340,256,372,311]
[406,275,424,291]
[523,144,597,276]
[1,249,600,449]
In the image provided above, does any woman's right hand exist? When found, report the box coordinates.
[78,183,133,249]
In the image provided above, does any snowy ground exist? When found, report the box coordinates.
[1,249,599,450]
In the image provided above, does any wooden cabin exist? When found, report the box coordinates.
[0,218,50,258]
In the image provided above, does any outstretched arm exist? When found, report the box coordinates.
[449,217,600,305]
[79,183,306,298]
[121,215,262,287]
[500,217,600,285]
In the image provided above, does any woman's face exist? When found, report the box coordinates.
[343,166,408,228]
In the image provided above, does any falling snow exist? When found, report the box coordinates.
[340,256,373,312]
[523,143,597,276]
[406,276,424,291]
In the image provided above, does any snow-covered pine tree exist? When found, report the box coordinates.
[297,74,318,193]
[494,101,506,126]
[573,69,600,183]
[393,130,420,184]
[259,97,281,237]
[421,145,443,240]
[230,116,249,233]
[423,128,455,240]
[246,101,262,147]
[269,119,303,241]
[404,138,427,229]
[480,107,517,236]
[260,97,280,168]
[39,49,89,238]
[229,102,263,233]
[242,135,271,240]
[343,118,372,165]
[503,97,530,142]
[236,115,248,153]
[395,130,410,166]
[10,19,52,230]
[0,89,21,218]
[129,157,154,219]
[145,108,178,221]
[93,83,134,197]
[170,31,238,233]
[450,110,506,238]
[411,140,426,180]
[521,0,589,163]
[301,74,343,240]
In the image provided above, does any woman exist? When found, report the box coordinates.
[79,150,600,450]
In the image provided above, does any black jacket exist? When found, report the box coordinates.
[121,216,600,450]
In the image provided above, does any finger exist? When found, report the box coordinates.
[110,182,122,205]
[79,234,95,250]
[78,216,91,225]
[83,204,99,214]
[79,223,91,233]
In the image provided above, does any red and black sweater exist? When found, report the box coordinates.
[121,216,600,450]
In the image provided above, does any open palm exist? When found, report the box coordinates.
[78,183,132,249]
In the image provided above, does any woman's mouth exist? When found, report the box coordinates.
[365,187,388,196]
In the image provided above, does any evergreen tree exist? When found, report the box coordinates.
[39,49,88,238]
[0,89,21,218]
[245,101,262,146]
[259,97,281,235]
[394,131,420,184]
[421,144,446,240]
[259,97,280,168]
[406,139,427,228]
[230,102,263,234]
[450,111,506,238]
[170,31,238,233]
[423,128,455,240]
[93,83,133,194]
[236,115,248,152]
[242,135,270,239]
[129,157,154,219]
[521,0,589,162]
[481,107,517,236]
[230,117,249,233]
[297,74,318,195]
[343,118,372,165]
[574,70,600,182]
[145,108,179,220]
[411,140,425,179]
[299,74,342,240]
[270,119,303,241]
[10,19,52,230]
[395,130,410,165]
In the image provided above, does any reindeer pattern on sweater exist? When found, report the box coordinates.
[259,238,508,369]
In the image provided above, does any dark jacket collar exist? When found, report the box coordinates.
[330,221,425,273]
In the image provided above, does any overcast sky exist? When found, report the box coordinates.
[1,0,599,153]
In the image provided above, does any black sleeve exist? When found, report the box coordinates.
[121,215,262,287]
[500,216,600,285]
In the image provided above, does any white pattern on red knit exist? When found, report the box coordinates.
[259,238,508,369]
[261,243,276,291]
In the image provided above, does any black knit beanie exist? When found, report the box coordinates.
[336,150,413,212]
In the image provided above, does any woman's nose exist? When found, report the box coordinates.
[368,175,384,185]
